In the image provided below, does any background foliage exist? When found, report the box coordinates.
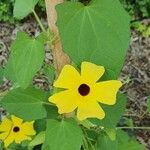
[0,0,150,23]
[120,0,150,20]
[0,0,149,37]
[0,0,45,23]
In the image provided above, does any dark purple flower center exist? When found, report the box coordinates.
[13,126,20,132]
[78,84,90,96]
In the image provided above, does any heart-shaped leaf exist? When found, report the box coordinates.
[14,0,39,19]
[1,87,47,120]
[56,0,130,77]
[44,119,83,150]
[5,32,44,88]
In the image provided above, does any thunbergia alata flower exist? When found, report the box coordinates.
[0,115,36,147]
[49,62,122,120]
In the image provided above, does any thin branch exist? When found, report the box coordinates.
[82,127,96,150]
[42,101,55,106]
[117,126,150,130]
[32,9,46,32]
[45,0,70,75]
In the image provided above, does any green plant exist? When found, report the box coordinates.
[0,0,149,150]
[0,0,15,23]
[37,0,46,12]
[120,0,150,20]
[0,0,46,23]
[132,21,150,37]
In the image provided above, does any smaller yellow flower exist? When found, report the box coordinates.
[0,115,36,148]
[49,62,122,120]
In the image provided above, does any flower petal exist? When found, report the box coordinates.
[95,80,122,105]
[0,117,12,141]
[54,65,81,89]
[21,121,36,136]
[4,134,14,148]
[77,101,105,120]
[0,117,12,132]
[0,133,8,141]
[14,134,31,144]
[81,62,105,83]
[49,90,79,114]
[11,115,23,125]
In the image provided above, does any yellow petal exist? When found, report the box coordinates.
[54,65,81,90]
[11,115,23,125]
[95,80,122,105]
[0,117,12,141]
[0,117,12,132]
[4,134,14,148]
[77,101,105,120]
[21,121,36,136]
[0,132,9,141]
[49,90,79,114]
[14,134,31,144]
[81,62,105,83]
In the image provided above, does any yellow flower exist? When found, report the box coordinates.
[0,115,36,148]
[49,62,122,121]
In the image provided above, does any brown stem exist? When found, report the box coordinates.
[45,0,74,118]
[45,0,70,75]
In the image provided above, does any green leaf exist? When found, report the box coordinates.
[6,32,44,88]
[86,129,99,142]
[117,130,146,150]
[4,59,17,84]
[147,97,150,114]
[13,0,39,19]
[120,117,134,127]
[36,29,53,45]
[0,140,4,149]
[90,93,127,128]
[44,119,83,150]
[43,64,55,82]
[45,105,59,119]
[96,132,118,150]
[104,128,116,141]
[56,0,130,77]
[29,131,45,147]
[0,67,4,84]
[21,140,30,147]
[42,144,49,150]
[118,139,146,150]
[1,87,47,120]
[100,69,117,80]
[96,130,146,150]
[43,92,59,119]
[34,119,46,133]
[36,32,48,45]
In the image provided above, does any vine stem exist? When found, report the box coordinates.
[42,101,55,106]
[32,9,46,32]
[82,127,96,150]
[117,126,150,130]
[82,134,89,150]
[123,113,138,117]
[45,0,70,74]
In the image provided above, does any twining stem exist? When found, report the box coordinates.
[45,0,70,74]
[117,126,150,130]
[32,9,46,32]
[70,0,78,2]
[123,113,138,117]
[42,101,55,106]
[82,127,96,150]
[86,137,96,150]
[82,135,89,150]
